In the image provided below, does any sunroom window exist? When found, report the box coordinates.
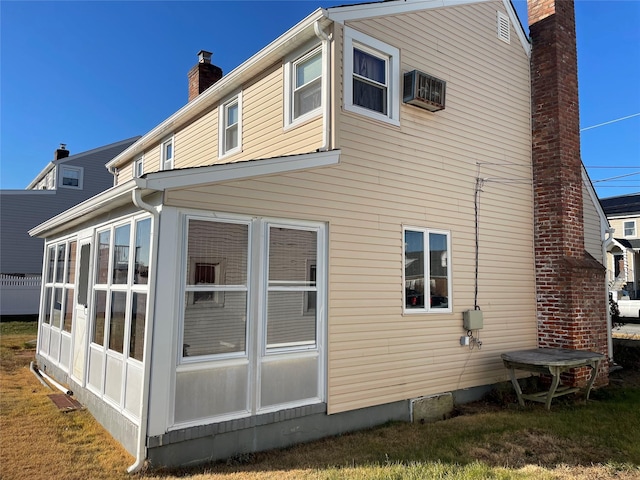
[183,219,249,358]
[266,226,318,350]
[90,217,151,359]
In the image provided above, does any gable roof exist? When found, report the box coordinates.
[106,0,529,171]
[26,136,141,190]
[600,193,640,217]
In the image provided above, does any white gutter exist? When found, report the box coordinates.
[127,189,161,474]
[314,21,332,152]
[29,180,140,238]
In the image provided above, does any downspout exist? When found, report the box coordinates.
[603,227,615,361]
[127,186,160,474]
[314,20,332,152]
[108,165,119,188]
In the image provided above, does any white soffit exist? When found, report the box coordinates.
[138,149,341,191]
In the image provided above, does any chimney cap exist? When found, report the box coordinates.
[198,50,213,64]
[59,143,67,150]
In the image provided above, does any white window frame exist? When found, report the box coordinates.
[160,136,174,171]
[180,215,251,364]
[133,155,144,178]
[59,165,83,189]
[284,45,323,128]
[218,92,242,158]
[624,220,636,237]
[403,226,452,314]
[344,27,400,126]
[178,214,326,363]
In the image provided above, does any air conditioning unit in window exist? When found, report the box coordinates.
[403,70,446,112]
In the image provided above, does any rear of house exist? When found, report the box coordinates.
[30,0,610,470]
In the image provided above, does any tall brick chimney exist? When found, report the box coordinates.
[187,50,223,102]
[528,0,608,384]
[54,143,69,161]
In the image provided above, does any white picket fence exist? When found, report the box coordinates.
[0,275,41,315]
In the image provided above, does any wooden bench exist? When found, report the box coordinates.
[501,348,605,410]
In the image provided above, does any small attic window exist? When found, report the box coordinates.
[497,11,510,44]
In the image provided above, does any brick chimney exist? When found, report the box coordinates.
[54,143,69,161]
[528,0,608,384]
[187,50,223,102]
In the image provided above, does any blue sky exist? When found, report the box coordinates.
[1,0,639,198]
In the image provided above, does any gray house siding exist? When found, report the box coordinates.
[0,137,139,275]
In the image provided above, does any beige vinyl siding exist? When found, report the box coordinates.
[164,0,534,415]
[117,60,324,185]
[331,1,536,413]
[583,183,605,263]
[174,109,218,169]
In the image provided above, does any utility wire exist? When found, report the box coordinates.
[593,171,640,183]
[581,112,640,132]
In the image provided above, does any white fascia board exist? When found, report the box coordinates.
[106,9,330,171]
[502,0,531,57]
[26,161,55,190]
[29,180,143,238]
[327,0,531,57]
[26,136,141,189]
[582,165,610,232]
[138,149,341,191]
[328,0,491,23]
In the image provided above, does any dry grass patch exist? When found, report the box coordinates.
[1,322,133,480]
[2,323,640,480]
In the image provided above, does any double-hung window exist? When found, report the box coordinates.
[133,156,144,178]
[285,46,322,127]
[219,93,242,157]
[161,137,174,171]
[344,27,400,125]
[403,227,451,313]
[60,166,83,189]
[624,221,636,237]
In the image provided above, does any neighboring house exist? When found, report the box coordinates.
[601,193,640,299]
[0,137,139,316]
[29,0,609,470]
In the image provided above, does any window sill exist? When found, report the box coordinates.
[343,105,400,128]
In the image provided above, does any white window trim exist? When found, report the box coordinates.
[160,136,174,171]
[343,27,400,126]
[133,155,144,178]
[218,92,243,158]
[179,214,252,364]
[284,45,323,129]
[624,220,636,237]
[59,165,84,190]
[402,226,452,314]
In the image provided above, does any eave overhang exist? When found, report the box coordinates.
[30,149,341,239]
